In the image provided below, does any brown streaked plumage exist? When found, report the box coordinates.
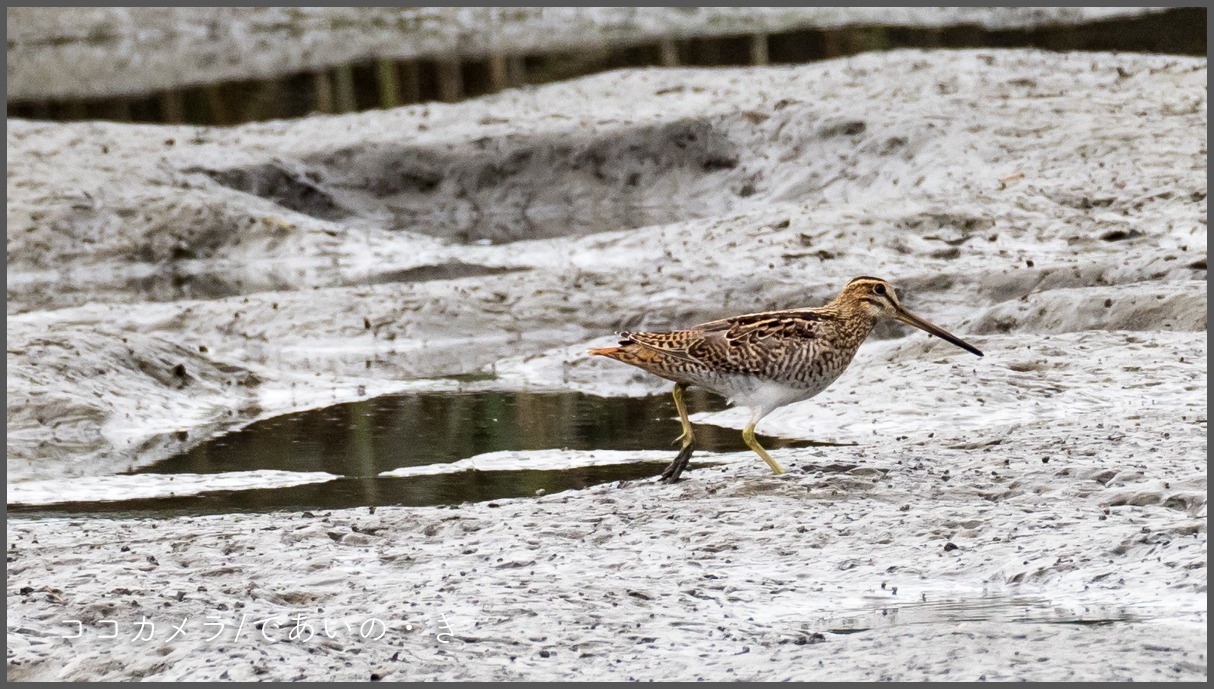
[589,276,983,482]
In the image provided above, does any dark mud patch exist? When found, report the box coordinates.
[364,262,524,284]
[198,118,747,243]
[7,261,529,312]
[322,118,740,241]
[817,594,1143,634]
[195,162,350,221]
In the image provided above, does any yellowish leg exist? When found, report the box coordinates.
[672,382,695,450]
[660,383,696,482]
[742,419,785,475]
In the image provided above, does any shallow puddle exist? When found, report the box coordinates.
[10,389,830,518]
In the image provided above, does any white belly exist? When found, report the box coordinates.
[689,370,844,418]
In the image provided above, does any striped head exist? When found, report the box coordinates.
[835,277,983,357]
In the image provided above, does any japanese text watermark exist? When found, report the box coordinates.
[59,611,456,645]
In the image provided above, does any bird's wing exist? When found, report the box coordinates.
[688,307,809,334]
[624,310,825,375]
[617,329,704,366]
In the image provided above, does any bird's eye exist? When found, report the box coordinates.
[873,284,887,296]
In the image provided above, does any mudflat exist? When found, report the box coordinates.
[6,49,1206,680]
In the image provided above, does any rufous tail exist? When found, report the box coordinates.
[588,345,623,358]
[589,342,671,369]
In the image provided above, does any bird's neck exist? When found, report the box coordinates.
[825,300,878,348]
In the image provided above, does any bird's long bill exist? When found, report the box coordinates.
[895,308,984,357]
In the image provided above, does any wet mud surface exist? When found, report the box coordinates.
[6,49,1207,680]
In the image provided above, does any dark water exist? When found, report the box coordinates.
[12,390,836,518]
[8,8,1204,125]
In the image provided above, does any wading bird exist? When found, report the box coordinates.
[589,276,983,482]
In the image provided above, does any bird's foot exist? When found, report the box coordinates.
[659,444,695,483]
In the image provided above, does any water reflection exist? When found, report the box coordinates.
[11,464,667,520]
[145,389,812,477]
[13,390,826,518]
